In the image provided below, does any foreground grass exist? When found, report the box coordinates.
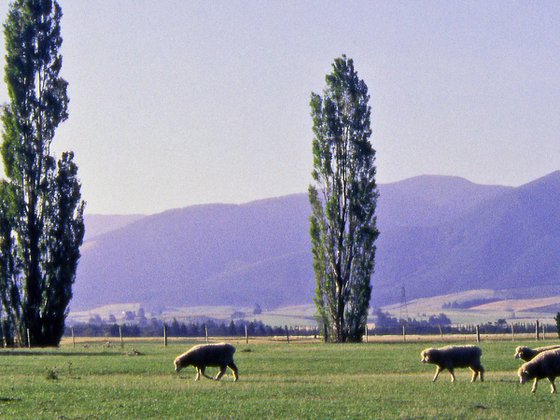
[0,340,559,418]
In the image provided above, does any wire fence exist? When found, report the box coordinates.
[58,319,559,348]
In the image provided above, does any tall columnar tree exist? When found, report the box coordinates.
[309,56,379,343]
[0,0,85,346]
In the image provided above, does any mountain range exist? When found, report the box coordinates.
[72,171,560,312]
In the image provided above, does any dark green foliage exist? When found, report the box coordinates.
[0,0,84,346]
[309,56,379,343]
[0,180,22,344]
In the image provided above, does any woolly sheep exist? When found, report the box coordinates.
[174,343,239,381]
[420,345,484,383]
[518,349,560,393]
[514,345,560,362]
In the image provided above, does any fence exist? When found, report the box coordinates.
[367,320,555,343]
[59,319,559,348]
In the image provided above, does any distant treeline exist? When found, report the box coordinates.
[371,310,554,335]
[442,298,501,309]
[371,310,453,335]
[64,311,556,339]
[65,318,319,338]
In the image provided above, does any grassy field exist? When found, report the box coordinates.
[1,338,560,419]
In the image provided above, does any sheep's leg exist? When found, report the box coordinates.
[228,362,239,382]
[531,378,539,393]
[200,367,214,380]
[214,366,227,381]
[470,367,478,382]
[195,368,201,381]
[432,367,442,382]
[448,369,456,383]
[548,377,556,394]
[479,366,484,382]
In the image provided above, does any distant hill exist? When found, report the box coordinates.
[71,171,560,312]
[75,195,312,310]
[377,175,510,228]
[374,171,560,305]
[83,214,146,241]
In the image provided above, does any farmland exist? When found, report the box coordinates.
[1,338,560,419]
[68,288,560,328]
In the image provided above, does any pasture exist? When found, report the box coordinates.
[0,338,559,419]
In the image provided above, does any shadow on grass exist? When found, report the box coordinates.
[0,396,22,403]
[0,350,125,357]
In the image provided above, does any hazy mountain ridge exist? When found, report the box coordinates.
[83,214,146,241]
[377,175,510,228]
[373,171,560,305]
[72,172,560,311]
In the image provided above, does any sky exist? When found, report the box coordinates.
[0,1,559,215]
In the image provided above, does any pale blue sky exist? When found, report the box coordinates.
[1,1,559,214]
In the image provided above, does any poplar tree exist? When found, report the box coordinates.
[0,0,85,346]
[309,56,379,343]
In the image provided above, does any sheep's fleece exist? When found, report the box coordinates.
[518,349,560,393]
[174,343,239,381]
[421,345,484,383]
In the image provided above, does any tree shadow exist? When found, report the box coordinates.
[0,350,125,357]
[0,397,22,403]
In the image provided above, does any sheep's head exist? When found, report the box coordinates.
[420,349,433,363]
[518,367,530,384]
[514,346,528,360]
[174,354,190,373]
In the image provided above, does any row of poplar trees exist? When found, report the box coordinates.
[0,3,377,346]
[0,0,84,347]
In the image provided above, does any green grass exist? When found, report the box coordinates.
[1,340,560,419]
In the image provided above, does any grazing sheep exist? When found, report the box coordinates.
[518,349,560,393]
[514,345,560,362]
[420,345,484,383]
[174,343,238,381]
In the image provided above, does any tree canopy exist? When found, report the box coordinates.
[309,55,379,343]
[0,0,84,346]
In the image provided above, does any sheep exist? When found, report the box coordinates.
[420,345,484,383]
[174,343,239,381]
[518,349,560,393]
[514,345,560,362]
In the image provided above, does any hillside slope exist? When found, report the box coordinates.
[83,214,146,241]
[72,172,559,311]
[373,171,560,305]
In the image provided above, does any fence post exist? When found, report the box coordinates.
[542,324,546,340]
[438,324,443,341]
[245,324,248,344]
[285,325,290,344]
[365,324,368,343]
[402,324,406,342]
[163,324,167,347]
[27,328,31,348]
[72,327,76,349]
[204,325,208,343]
[119,325,124,348]
[536,320,540,341]
[476,325,480,343]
